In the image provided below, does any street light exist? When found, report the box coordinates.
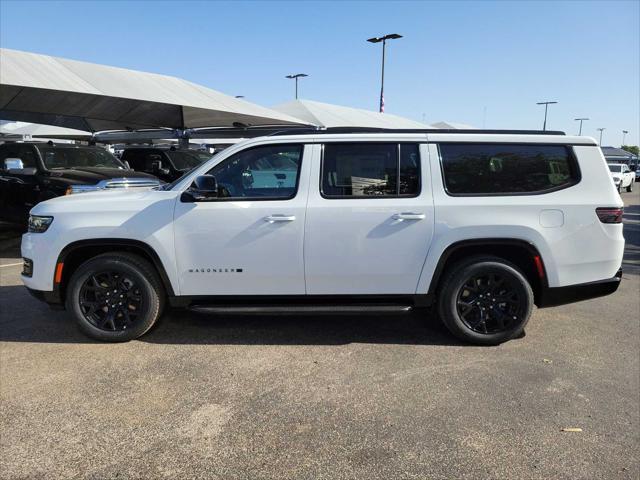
[622,130,629,146]
[574,117,589,135]
[536,101,558,131]
[285,74,308,99]
[367,33,403,112]
[597,128,606,146]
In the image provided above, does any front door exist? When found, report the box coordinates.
[304,142,434,295]
[173,143,310,296]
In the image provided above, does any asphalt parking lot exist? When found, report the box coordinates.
[1,191,638,480]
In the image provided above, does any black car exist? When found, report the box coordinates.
[121,146,211,182]
[0,142,160,224]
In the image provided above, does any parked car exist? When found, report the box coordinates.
[608,163,634,192]
[121,146,211,182]
[21,129,624,345]
[0,142,160,224]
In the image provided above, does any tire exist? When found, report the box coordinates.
[617,183,623,194]
[437,256,534,345]
[66,252,164,342]
[627,181,633,192]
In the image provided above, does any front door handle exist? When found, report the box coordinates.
[393,212,426,221]
[265,214,296,223]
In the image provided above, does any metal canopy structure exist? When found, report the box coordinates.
[0,121,92,141]
[272,99,430,129]
[0,48,308,132]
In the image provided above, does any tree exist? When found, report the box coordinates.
[621,145,639,156]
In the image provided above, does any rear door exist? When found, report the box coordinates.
[304,142,434,294]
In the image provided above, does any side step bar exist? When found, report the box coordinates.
[189,304,413,315]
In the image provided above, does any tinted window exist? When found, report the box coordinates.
[121,150,146,170]
[37,147,124,170]
[207,144,303,200]
[166,151,205,171]
[440,144,578,195]
[0,144,37,169]
[321,143,420,198]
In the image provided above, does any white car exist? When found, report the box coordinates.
[21,129,624,345]
[608,163,634,192]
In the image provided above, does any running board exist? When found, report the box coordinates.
[188,304,413,315]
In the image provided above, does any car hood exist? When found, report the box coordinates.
[47,167,158,184]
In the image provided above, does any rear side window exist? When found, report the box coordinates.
[321,143,420,198]
[439,144,579,195]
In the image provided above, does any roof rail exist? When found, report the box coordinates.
[269,127,566,136]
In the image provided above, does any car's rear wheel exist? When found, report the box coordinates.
[437,256,534,345]
[66,252,164,342]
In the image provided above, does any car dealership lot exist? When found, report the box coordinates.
[1,191,638,480]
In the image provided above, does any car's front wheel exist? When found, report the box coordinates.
[66,252,164,342]
[627,181,633,192]
[437,256,534,345]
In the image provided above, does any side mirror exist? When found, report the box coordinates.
[150,160,169,175]
[181,175,219,202]
[5,158,23,170]
[4,158,36,175]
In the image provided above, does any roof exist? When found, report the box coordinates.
[271,99,429,129]
[0,48,307,131]
[601,146,638,159]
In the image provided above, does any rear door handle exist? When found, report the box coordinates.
[393,212,426,221]
[265,214,296,223]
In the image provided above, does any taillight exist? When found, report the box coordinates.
[596,207,624,224]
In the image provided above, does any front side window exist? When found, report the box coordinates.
[608,165,622,173]
[440,144,579,195]
[321,143,420,198]
[206,144,303,200]
[37,147,124,170]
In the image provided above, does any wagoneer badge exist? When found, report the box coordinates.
[188,268,243,273]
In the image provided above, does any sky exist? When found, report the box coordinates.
[1,0,639,146]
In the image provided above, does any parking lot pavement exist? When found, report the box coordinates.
[1,191,639,480]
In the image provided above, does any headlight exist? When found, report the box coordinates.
[28,215,54,233]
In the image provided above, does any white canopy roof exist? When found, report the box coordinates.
[0,48,307,132]
[0,121,91,140]
[430,121,475,129]
[272,99,429,129]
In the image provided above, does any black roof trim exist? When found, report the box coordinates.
[269,127,566,136]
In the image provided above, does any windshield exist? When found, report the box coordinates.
[38,146,125,170]
[608,165,622,173]
[166,151,206,171]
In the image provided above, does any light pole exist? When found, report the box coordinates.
[597,128,606,146]
[622,130,629,146]
[367,33,403,112]
[285,74,308,99]
[536,101,558,131]
[574,117,589,135]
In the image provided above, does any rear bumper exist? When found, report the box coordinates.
[537,268,622,308]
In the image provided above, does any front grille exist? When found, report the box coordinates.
[22,258,33,277]
[102,178,161,189]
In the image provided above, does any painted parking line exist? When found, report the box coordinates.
[0,262,23,268]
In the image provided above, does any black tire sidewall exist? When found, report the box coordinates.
[66,256,161,342]
[438,258,534,345]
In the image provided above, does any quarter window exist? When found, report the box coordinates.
[207,144,303,200]
[321,143,420,198]
[439,144,579,195]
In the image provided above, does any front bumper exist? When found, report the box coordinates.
[537,268,622,308]
[26,286,65,309]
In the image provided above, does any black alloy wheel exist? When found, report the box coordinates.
[78,270,143,331]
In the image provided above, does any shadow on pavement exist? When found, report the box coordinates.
[623,203,639,276]
[0,285,463,346]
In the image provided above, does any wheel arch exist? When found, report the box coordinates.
[54,239,175,304]
[427,238,548,305]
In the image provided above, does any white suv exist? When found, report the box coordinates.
[21,129,625,345]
